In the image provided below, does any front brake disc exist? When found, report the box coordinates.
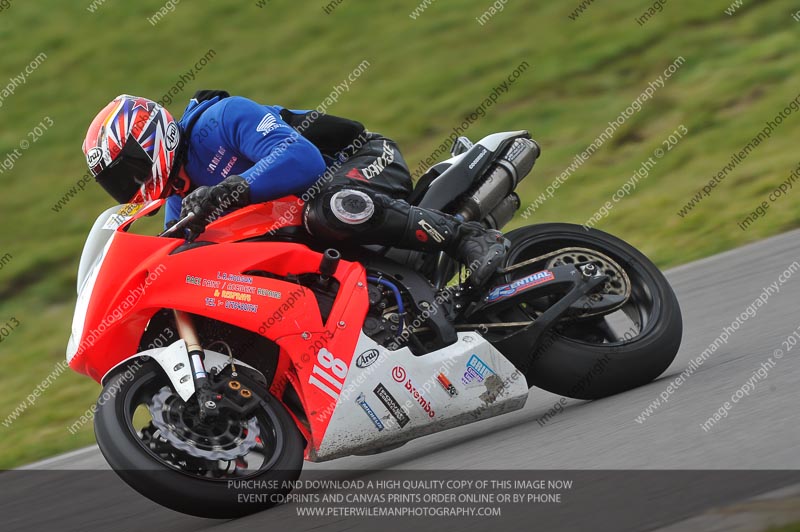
[148,387,260,462]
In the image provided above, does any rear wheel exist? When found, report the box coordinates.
[482,223,682,399]
[94,361,304,518]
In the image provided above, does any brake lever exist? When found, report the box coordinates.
[158,212,195,238]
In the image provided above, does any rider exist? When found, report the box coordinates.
[82,93,508,286]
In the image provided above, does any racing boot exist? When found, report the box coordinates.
[394,206,509,287]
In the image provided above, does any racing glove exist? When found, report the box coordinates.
[179,175,251,241]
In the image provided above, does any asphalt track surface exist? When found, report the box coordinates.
[5,229,800,531]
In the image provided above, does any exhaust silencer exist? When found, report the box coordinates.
[458,137,540,222]
[485,193,521,230]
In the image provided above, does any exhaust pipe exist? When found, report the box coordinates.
[457,137,539,222]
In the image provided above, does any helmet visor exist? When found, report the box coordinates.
[94,139,153,204]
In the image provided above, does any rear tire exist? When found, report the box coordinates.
[94,361,304,518]
[492,223,682,400]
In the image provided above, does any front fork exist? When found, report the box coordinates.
[173,310,220,419]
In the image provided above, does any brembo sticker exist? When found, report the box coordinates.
[485,270,555,302]
[392,366,435,418]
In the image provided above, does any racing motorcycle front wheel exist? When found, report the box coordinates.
[481,223,682,400]
[94,361,304,518]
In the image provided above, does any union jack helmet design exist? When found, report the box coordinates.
[83,95,182,203]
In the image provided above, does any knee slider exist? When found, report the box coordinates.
[304,187,381,240]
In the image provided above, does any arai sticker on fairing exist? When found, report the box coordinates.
[485,270,555,302]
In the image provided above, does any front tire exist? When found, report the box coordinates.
[489,223,682,400]
[94,361,304,518]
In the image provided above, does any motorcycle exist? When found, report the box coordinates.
[66,131,682,517]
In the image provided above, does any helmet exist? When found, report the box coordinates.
[83,94,184,204]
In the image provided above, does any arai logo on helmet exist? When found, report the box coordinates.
[486,270,555,302]
[356,349,380,368]
[165,122,179,151]
[86,147,103,168]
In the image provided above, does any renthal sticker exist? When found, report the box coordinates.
[373,383,410,428]
[461,354,495,385]
[392,365,435,418]
[486,270,555,302]
[436,373,458,397]
[355,348,380,368]
[417,219,445,243]
[356,393,384,431]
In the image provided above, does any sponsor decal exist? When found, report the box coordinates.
[102,203,144,230]
[468,148,488,169]
[391,366,407,382]
[185,275,282,301]
[436,373,458,397]
[226,283,256,294]
[224,301,259,313]
[207,146,226,173]
[374,383,410,428]
[392,365,435,418]
[86,147,103,168]
[214,289,252,302]
[217,271,253,284]
[256,287,282,299]
[486,270,555,303]
[355,349,380,369]
[165,121,179,151]
[356,393,384,431]
[461,354,495,385]
[417,219,445,243]
[360,140,396,179]
[220,155,238,178]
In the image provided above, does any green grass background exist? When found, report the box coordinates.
[0,0,799,468]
